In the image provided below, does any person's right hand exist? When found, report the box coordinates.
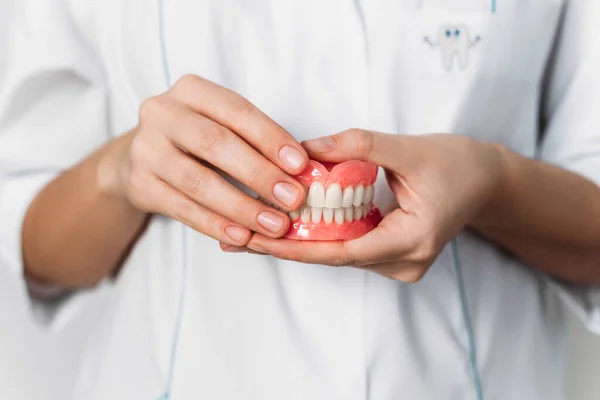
[103,75,308,246]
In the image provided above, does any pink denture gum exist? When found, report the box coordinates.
[285,160,382,241]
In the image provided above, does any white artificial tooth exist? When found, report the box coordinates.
[354,205,363,220]
[300,205,311,223]
[334,208,345,225]
[364,185,374,204]
[363,203,371,216]
[307,182,326,207]
[353,185,364,207]
[342,186,355,208]
[323,207,334,224]
[344,207,354,223]
[289,210,300,220]
[311,207,323,223]
[325,183,343,209]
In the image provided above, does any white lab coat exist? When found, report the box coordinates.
[1,0,600,399]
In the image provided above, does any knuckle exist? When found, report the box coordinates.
[174,74,199,90]
[197,125,227,156]
[179,165,208,198]
[129,135,150,163]
[171,195,196,223]
[138,96,166,122]
[200,212,219,237]
[243,165,263,188]
[353,129,375,158]
[129,134,165,174]
[232,97,258,119]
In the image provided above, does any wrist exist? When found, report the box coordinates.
[470,141,518,229]
[95,131,136,203]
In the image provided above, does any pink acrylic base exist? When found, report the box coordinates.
[284,207,382,241]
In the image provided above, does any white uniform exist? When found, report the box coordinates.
[1,0,600,399]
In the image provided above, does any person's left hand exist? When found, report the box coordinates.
[224,129,507,283]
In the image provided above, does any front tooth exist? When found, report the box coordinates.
[300,205,311,223]
[311,207,323,223]
[334,208,345,225]
[323,207,334,224]
[325,183,343,209]
[354,205,363,220]
[307,182,326,207]
[363,203,371,216]
[353,185,364,207]
[364,185,374,204]
[342,186,355,208]
[289,210,300,220]
[344,207,354,223]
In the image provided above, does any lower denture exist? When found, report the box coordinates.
[284,160,383,241]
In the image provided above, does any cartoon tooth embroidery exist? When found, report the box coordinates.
[424,24,481,71]
[282,160,383,241]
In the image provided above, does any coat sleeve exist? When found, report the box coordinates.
[0,0,110,328]
[539,0,600,334]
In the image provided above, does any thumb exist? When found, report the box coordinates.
[301,129,403,170]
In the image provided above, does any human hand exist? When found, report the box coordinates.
[243,129,505,282]
[102,75,308,246]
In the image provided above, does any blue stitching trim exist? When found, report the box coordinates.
[451,239,484,400]
[157,0,189,398]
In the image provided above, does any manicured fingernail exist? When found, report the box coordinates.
[273,182,299,208]
[225,225,248,243]
[303,136,336,153]
[279,146,305,171]
[257,211,285,234]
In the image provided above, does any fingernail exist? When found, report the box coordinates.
[303,136,336,153]
[257,211,285,234]
[273,182,299,208]
[279,146,305,171]
[225,225,249,243]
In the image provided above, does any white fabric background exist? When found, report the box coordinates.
[0,277,598,400]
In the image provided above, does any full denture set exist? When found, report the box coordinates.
[283,160,383,241]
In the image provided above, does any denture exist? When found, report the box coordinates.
[283,160,382,241]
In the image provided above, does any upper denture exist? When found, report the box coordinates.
[295,160,378,188]
[296,160,378,209]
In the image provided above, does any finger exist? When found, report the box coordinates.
[170,75,309,174]
[146,177,252,246]
[152,142,292,238]
[247,211,409,266]
[246,236,354,266]
[164,107,306,211]
[219,243,248,253]
[301,129,406,170]
[362,261,427,283]
[220,242,268,255]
